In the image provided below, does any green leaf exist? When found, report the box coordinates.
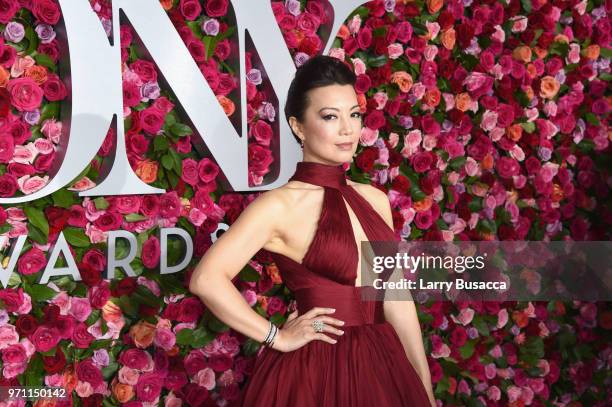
[25,354,45,387]
[521,0,532,13]
[208,315,230,333]
[63,227,90,248]
[51,189,74,208]
[448,156,466,170]
[176,328,195,345]
[242,338,261,356]
[34,53,56,72]
[24,207,49,236]
[154,136,169,152]
[40,102,60,121]
[521,122,536,133]
[94,197,109,210]
[239,265,260,282]
[23,283,57,301]
[125,213,147,222]
[28,224,47,245]
[102,362,119,381]
[600,47,612,59]
[584,112,600,126]
[459,339,476,359]
[161,154,174,170]
[170,123,193,137]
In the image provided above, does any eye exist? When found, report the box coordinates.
[322,114,337,121]
[351,112,363,119]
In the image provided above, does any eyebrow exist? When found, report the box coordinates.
[318,105,360,113]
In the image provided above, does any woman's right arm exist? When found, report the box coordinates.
[188,190,344,352]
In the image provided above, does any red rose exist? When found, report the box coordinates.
[456,23,475,49]
[0,44,16,69]
[159,191,181,218]
[214,39,231,60]
[357,27,373,49]
[411,151,433,173]
[7,78,43,111]
[391,175,411,193]
[37,41,59,63]
[142,236,160,269]
[355,146,378,172]
[139,107,165,135]
[180,0,202,20]
[7,119,32,145]
[33,0,61,24]
[165,370,188,392]
[181,159,199,186]
[136,372,163,402]
[32,326,61,352]
[34,152,55,172]
[42,74,67,101]
[364,110,386,130]
[141,195,160,217]
[15,314,37,336]
[67,205,87,228]
[355,74,371,94]
[449,326,468,347]
[119,348,149,370]
[219,193,244,224]
[42,348,66,374]
[82,395,103,407]
[112,277,137,297]
[296,12,320,36]
[72,322,95,348]
[248,144,273,175]
[198,158,220,183]
[79,262,102,287]
[0,173,18,197]
[0,88,10,117]
[250,120,273,146]
[0,0,19,24]
[82,249,106,271]
[0,288,23,312]
[277,14,296,30]
[127,133,149,156]
[76,359,103,388]
[93,211,123,231]
[130,60,157,82]
[180,383,210,406]
[177,297,204,323]
[205,0,228,17]
[187,39,206,63]
[298,35,321,56]
[123,81,141,107]
[88,281,111,309]
[0,135,14,163]
[45,206,69,235]
[496,156,520,179]
[17,248,46,275]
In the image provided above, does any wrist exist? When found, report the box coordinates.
[270,329,285,352]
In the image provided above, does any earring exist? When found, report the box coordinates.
[300,138,304,148]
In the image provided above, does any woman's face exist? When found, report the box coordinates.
[290,83,362,165]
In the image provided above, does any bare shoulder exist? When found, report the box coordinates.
[244,182,321,218]
[348,181,393,226]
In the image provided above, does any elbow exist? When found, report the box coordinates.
[188,272,208,298]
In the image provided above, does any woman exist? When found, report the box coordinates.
[189,55,436,406]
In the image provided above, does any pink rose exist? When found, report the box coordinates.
[387,43,403,59]
[41,119,62,143]
[266,296,287,317]
[42,74,67,101]
[7,78,43,111]
[194,367,216,390]
[181,158,199,186]
[414,210,433,229]
[0,325,19,350]
[17,247,46,275]
[411,151,433,173]
[118,366,140,385]
[159,191,181,218]
[142,236,160,269]
[2,343,27,364]
[32,326,60,352]
[188,207,207,226]
[69,297,92,322]
[359,127,378,146]
[17,175,48,194]
[93,211,123,231]
[112,196,142,214]
[67,204,87,227]
[198,158,220,183]
[154,328,176,351]
[88,281,111,309]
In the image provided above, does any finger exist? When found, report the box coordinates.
[286,310,298,321]
[314,316,345,327]
[311,332,338,344]
[303,307,336,319]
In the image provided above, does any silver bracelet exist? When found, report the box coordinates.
[262,321,278,347]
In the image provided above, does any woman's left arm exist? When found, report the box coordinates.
[364,185,436,407]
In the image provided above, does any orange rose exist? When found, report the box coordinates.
[357,92,367,113]
[512,45,532,63]
[512,309,529,328]
[63,366,78,394]
[526,63,538,79]
[583,44,600,60]
[390,71,413,93]
[130,321,157,348]
[506,124,523,142]
[167,345,180,357]
[551,184,564,203]
[0,66,9,87]
[24,65,48,85]
[112,382,134,403]
[266,264,282,284]
[539,76,560,99]
[159,0,173,10]
[33,400,57,407]
[524,86,535,101]
[440,28,456,50]
[454,93,471,112]
[426,0,443,14]
[337,24,350,41]
[412,196,433,212]
[135,159,159,183]
[102,300,123,323]
[482,153,494,170]
[553,34,569,44]
[217,95,235,116]
[533,46,548,59]
[423,88,441,108]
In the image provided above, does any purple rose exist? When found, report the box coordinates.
[35,24,56,44]
[202,18,220,36]
[4,22,25,43]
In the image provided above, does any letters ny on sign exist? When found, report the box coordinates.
[0,0,369,285]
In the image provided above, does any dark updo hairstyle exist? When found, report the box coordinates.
[284,55,357,143]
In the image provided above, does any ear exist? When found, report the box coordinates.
[288,116,304,141]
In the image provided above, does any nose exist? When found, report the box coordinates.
[339,114,353,136]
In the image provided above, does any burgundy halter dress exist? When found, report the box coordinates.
[237,161,431,406]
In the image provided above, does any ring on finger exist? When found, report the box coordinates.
[312,319,325,333]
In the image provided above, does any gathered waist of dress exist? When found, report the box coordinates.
[293,285,386,327]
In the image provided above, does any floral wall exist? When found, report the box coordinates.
[0,0,610,406]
